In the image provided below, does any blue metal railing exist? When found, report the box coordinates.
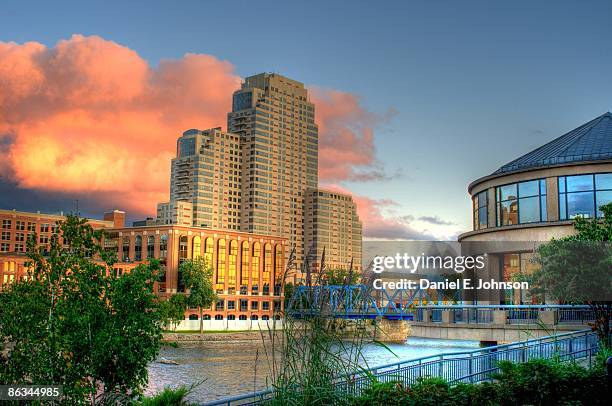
[202,329,600,406]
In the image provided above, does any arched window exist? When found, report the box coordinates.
[239,315,247,320]
[250,315,259,320]
[216,239,226,287]
[203,314,211,320]
[228,240,238,291]
[275,244,283,283]
[192,236,201,259]
[147,235,155,259]
[122,236,130,262]
[214,314,223,321]
[228,315,236,321]
[274,314,281,320]
[263,243,272,284]
[159,234,168,259]
[241,241,249,288]
[179,236,188,263]
[252,242,260,287]
[262,315,270,321]
[204,237,213,267]
[134,235,142,261]
[188,314,198,320]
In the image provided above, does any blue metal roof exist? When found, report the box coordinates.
[494,112,612,175]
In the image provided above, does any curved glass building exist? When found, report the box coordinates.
[459,112,612,304]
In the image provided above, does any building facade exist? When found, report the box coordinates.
[165,128,243,230]
[305,188,362,272]
[157,200,193,226]
[459,112,612,304]
[228,73,319,265]
[0,209,285,322]
[0,209,121,284]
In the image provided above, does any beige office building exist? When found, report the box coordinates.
[164,128,243,230]
[305,188,362,272]
[156,201,193,226]
[227,73,318,265]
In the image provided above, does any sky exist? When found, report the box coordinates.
[1,0,611,240]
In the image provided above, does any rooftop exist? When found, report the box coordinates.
[494,112,612,175]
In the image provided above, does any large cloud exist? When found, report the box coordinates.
[0,34,404,236]
[0,35,240,214]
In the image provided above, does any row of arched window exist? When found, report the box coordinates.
[179,236,283,291]
[114,234,283,292]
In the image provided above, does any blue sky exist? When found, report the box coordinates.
[1,0,612,237]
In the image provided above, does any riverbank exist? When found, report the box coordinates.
[162,330,264,343]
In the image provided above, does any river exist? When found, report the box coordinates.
[146,336,479,403]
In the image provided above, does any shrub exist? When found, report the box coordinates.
[350,358,608,406]
[136,386,192,406]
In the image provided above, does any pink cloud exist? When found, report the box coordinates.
[0,34,402,237]
[0,35,240,214]
[321,184,434,240]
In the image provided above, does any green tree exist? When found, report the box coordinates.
[163,294,188,331]
[323,268,360,285]
[179,257,217,334]
[0,215,168,404]
[283,282,295,309]
[532,202,612,344]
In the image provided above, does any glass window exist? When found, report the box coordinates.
[263,243,272,284]
[216,239,226,288]
[597,191,612,217]
[204,237,213,267]
[122,236,130,261]
[595,173,612,190]
[147,235,155,259]
[241,241,249,287]
[496,179,546,226]
[472,190,488,230]
[134,235,142,261]
[192,236,201,259]
[252,242,260,286]
[228,240,238,289]
[159,234,168,259]
[567,192,595,218]
[275,245,283,284]
[499,184,517,201]
[566,175,593,192]
[518,196,539,224]
[559,173,612,219]
[518,180,539,197]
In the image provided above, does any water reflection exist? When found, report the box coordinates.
[146,337,479,403]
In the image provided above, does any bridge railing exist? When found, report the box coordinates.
[202,329,600,406]
[404,305,596,326]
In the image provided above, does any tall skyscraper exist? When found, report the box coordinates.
[155,73,362,276]
[163,127,243,230]
[305,188,362,272]
[228,73,318,264]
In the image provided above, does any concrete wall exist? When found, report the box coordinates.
[409,322,581,344]
[171,319,283,331]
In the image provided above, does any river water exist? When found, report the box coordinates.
[146,337,479,403]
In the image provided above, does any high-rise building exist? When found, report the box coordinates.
[156,201,193,226]
[228,73,319,265]
[166,128,243,230]
[305,188,362,272]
